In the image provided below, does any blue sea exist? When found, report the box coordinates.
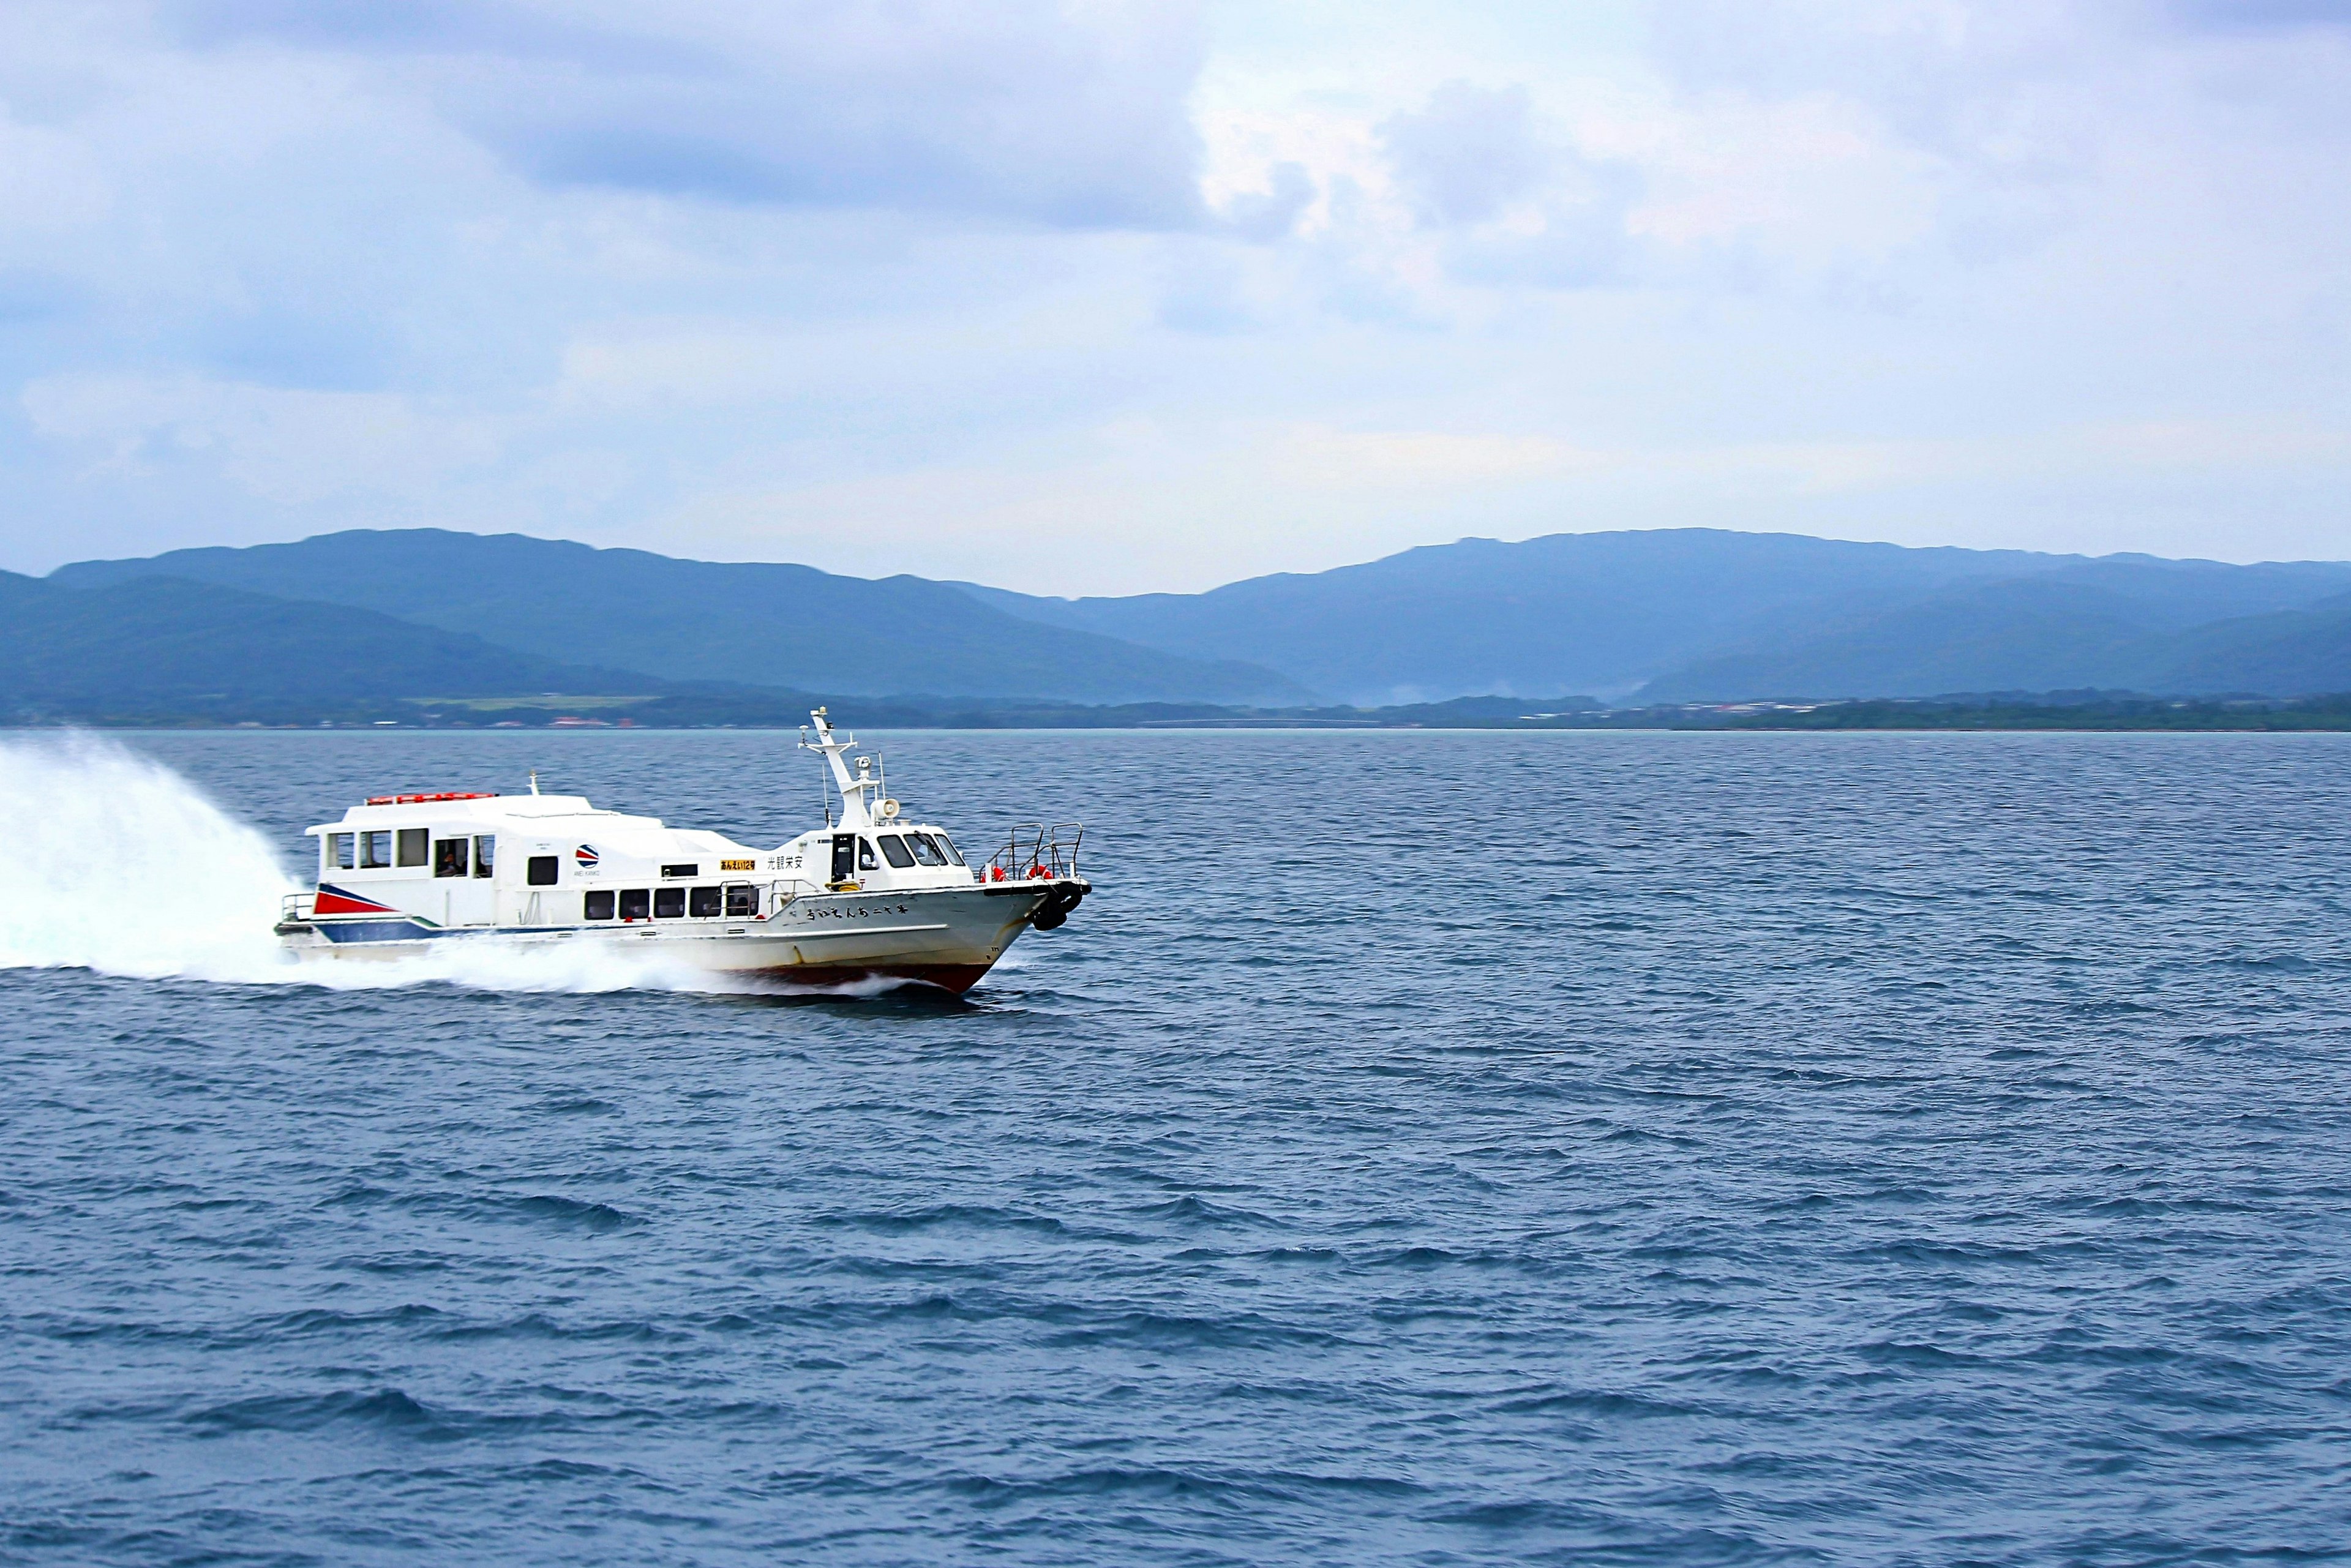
[4,728,2350,1566]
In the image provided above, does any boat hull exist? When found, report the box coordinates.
[277,880,1079,996]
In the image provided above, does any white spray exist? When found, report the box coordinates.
[0,733,898,997]
[0,732,298,982]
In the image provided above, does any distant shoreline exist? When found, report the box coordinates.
[11,692,2351,733]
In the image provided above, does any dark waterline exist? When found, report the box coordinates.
[6,729,2351,1566]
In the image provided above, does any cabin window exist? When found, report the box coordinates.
[689,885,722,917]
[653,887,684,919]
[724,883,759,917]
[397,828,428,868]
[433,838,469,878]
[858,838,878,871]
[662,863,699,879]
[527,854,558,887]
[584,890,615,920]
[328,833,355,871]
[362,830,392,868]
[933,832,965,867]
[618,888,650,920]
[830,834,856,882]
[906,833,946,867]
[473,836,495,878]
[877,834,916,869]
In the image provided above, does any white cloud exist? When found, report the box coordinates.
[0,0,2347,587]
[1267,424,1589,487]
[22,374,506,504]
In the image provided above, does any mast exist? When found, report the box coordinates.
[801,707,879,830]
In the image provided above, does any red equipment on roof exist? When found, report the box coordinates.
[362,792,500,806]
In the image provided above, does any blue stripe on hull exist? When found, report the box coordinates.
[315,919,456,944]
[310,921,600,945]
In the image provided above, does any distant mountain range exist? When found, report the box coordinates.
[49,531,1305,706]
[964,534,2351,702]
[13,526,2351,722]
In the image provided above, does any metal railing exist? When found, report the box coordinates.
[986,822,1084,881]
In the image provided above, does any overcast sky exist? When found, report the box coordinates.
[3,1,2347,591]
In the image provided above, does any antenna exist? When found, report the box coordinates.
[528,770,541,797]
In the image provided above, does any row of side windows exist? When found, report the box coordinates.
[326,830,495,877]
[585,885,759,921]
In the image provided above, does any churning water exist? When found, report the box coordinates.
[4,728,2350,1566]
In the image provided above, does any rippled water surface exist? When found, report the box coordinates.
[6,729,2351,1566]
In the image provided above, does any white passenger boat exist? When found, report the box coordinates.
[274,709,1089,993]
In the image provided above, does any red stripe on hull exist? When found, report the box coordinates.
[313,887,400,916]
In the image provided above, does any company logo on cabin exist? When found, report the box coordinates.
[574,844,600,871]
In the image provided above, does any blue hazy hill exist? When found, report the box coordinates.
[1635,559,2351,700]
[961,531,2351,702]
[2133,592,2351,698]
[0,570,659,717]
[51,530,1311,706]
[36,527,2351,708]
[959,529,2078,702]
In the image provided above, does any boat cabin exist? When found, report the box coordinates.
[303,791,977,931]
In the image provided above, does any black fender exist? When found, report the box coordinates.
[1030,882,1087,931]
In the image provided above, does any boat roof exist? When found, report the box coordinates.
[306,790,950,845]
[308,794,650,833]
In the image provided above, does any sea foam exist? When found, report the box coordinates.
[0,732,836,996]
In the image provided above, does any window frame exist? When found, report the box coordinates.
[724,883,759,918]
[906,833,945,868]
[328,833,356,871]
[689,885,722,918]
[396,828,428,868]
[361,830,392,869]
[473,836,495,879]
[618,888,651,921]
[653,887,686,920]
[583,890,615,920]
[433,838,470,879]
[876,834,916,869]
[526,855,559,887]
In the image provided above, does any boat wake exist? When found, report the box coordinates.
[0,733,907,998]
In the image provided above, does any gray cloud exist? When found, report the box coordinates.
[2164,0,2351,28]
[1444,187,1640,291]
[1379,81,1550,228]
[1217,161,1316,242]
[1373,81,1637,288]
[161,0,703,64]
[163,0,1210,229]
[1644,2,2083,146]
